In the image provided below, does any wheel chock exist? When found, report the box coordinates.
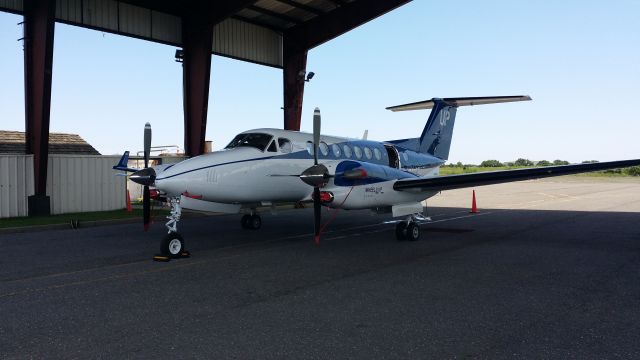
[179,250,191,258]
[153,254,171,262]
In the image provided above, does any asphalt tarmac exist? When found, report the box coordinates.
[1,177,639,359]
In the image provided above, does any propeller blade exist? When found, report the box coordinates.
[313,108,321,165]
[313,187,321,245]
[143,122,151,169]
[143,185,151,231]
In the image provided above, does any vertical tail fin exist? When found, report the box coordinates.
[418,99,457,159]
[112,151,138,172]
[386,96,531,160]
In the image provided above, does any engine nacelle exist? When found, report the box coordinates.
[326,160,436,210]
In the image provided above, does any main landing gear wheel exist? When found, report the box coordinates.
[161,232,185,258]
[241,214,262,230]
[395,222,420,241]
[241,214,251,229]
[406,222,420,241]
[395,222,407,241]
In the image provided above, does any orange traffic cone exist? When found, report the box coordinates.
[126,189,132,212]
[470,190,478,214]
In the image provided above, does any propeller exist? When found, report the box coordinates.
[268,108,331,243]
[130,123,155,231]
[142,123,152,230]
[311,108,323,245]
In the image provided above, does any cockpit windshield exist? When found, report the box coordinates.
[225,133,273,151]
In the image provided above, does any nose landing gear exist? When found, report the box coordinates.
[153,197,190,262]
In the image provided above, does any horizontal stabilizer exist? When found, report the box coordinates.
[394,159,640,192]
[386,96,531,112]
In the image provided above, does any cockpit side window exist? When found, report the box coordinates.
[225,133,273,151]
[278,138,292,153]
[267,140,277,152]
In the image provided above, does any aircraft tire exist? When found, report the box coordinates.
[249,214,262,230]
[161,232,184,258]
[241,214,251,229]
[406,223,420,241]
[395,222,407,241]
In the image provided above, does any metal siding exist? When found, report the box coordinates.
[2,0,282,67]
[55,0,82,23]
[46,155,125,215]
[0,0,23,12]
[118,2,151,38]
[151,10,181,44]
[0,155,34,218]
[213,18,282,67]
[83,0,118,31]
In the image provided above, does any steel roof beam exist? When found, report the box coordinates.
[182,20,213,157]
[119,0,259,25]
[231,15,284,33]
[247,5,301,25]
[323,0,348,8]
[284,0,411,50]
[23,0,56,215]
[273,0,324,16]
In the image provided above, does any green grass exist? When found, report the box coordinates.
[439,166,524,175]
[0,208,169,229]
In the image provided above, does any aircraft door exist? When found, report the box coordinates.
[384,144,400,168]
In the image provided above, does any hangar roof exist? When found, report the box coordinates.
[0,131,101,155]
[0,0,410,68]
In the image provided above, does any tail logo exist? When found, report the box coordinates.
[439,109,451,127]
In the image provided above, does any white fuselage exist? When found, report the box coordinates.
[154,128,442,213]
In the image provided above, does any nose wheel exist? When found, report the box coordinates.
[154,197,190,262]
[160,232,188,257]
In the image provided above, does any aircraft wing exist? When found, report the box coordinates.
[393,159,640,192]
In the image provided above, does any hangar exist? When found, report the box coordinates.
[0,0,412,216]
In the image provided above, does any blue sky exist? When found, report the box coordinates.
[1,1,638,163]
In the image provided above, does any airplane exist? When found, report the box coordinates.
[114,96,640,259]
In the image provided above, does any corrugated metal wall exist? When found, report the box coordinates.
[47,155,125,214]
[0,155,125,218]
[0,0,282,67]
[213,18,282,67]
[0,155,34,218]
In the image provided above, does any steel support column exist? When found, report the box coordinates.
[182,19,213,157]
[23,0,56,216]
[283,40,307,131]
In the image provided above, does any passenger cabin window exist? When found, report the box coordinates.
[225,133,273,152]
[319,142,329,157]
[374,148,382,161]
[353,146,363,159]
[267,140,277,152]
[332,144,341,157]
[364,147,372,160]
[278,138,292,153]
[343,145,352,158]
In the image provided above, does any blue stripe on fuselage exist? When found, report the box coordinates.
[156,139,444,181]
